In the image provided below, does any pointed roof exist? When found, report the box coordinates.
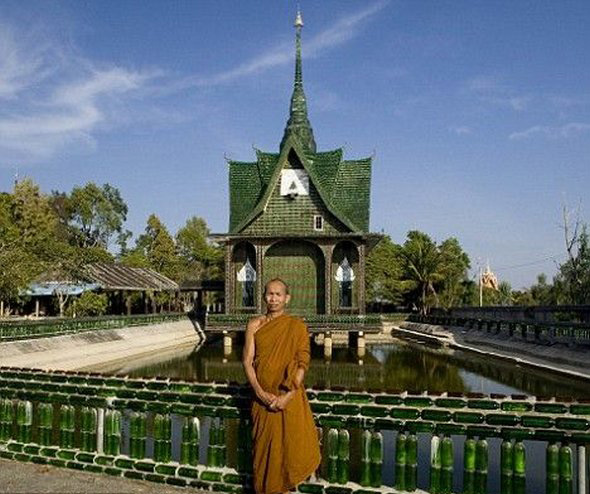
[280,10,316,153]
[226,12,372,236]
[228,138,371,234]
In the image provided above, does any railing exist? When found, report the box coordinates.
[410,314,590,346]
[206,313,383,332]
[1,366,589,493]
[0,313,187,342]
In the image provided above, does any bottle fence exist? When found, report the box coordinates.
[410,314,590,346]
[0,366,589,494]
[0,313,186,342]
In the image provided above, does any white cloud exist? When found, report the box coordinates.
[172,1,389,90]
[0,22,156,163]
[509,122,590,140]
[465,75,531,111]
[0,1,389,163]
[449,126,472,135]
[0,23,58,100]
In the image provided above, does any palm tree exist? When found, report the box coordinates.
[399,231,444,315]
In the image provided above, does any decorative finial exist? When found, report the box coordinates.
[280,7,316,153]
[295,9,303,28]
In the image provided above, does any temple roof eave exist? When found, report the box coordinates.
[210,232,383,250]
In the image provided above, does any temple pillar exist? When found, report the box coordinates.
[358,243,366,314]
[323,331,332,359]
[256,244,265,313]
[323,244,334,315]
[225,242,233,314]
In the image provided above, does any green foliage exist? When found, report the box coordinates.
[556,226,590,304]
[176,216,223,281]
[66,292,108,317]
[0,180,59,302]
[66,183,128,249]
[366,235,404,304]
[125,214,180,280]
[367,231,471,313]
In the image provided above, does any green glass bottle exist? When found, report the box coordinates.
[104,410,121,456]
[59,405,75,449]
[337,429,349,485]
[406,433,418,492]
[16,401,33,443]
[181,417,200,466]
[37,403,53,446]
[474,439,488,494]
[153,414,171,463]
[394,432,406,491]
[500,440,513,494]
[326,428,339,483]
[430,436,442,494]
[129,412,146,459]
[80,407,97,452]
[440,436,453,494]
[359,430,371,487]
[559,445,573,494]
[370,431,383,488]
[0,399,14,442]
[207,418,219,467]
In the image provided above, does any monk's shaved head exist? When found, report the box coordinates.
[264,278,290,295]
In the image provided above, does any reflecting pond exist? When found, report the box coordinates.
[103,337,590,399]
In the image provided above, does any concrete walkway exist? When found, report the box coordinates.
[398,321,590,381]
[0,458,199,494]
[0,320,201,371]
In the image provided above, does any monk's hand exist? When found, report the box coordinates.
[257,390,278,407]
[270,392,293,411]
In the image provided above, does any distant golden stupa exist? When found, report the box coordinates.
[480,263,499,291]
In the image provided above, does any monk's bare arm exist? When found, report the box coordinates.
[242,318,277,407]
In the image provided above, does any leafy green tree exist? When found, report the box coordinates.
[437,237,471,308]
[133,214,180,280]
[66,183,128,249]
[557,225,590,304]
[0,180,62,306]
[66,292,108,317]
[366,235,404,305]
[399,231,445,314]
[176,216,223,281]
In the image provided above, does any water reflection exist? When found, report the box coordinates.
[99,338,590,398]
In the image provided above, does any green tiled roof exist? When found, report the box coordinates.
[228,138,371,234]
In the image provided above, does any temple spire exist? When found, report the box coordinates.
[280,9,316,153]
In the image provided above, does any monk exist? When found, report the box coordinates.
[242,278,321,494]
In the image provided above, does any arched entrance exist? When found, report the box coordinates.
[263,240,325,314]
[332,241,360,313]
[232,241,257,312]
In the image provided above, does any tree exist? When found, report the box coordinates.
[399,231,445,314]
[176,216,223,281]
[0,180,62,307]
[133,214,180,280]
[66,183,128,249]
[437,237,471,308]
[365,235,404,305]
[539,205,590,306]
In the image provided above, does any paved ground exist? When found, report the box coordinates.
[0,459,197,494]
[397,321,590,381]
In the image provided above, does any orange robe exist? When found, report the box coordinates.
[251,314,321,494]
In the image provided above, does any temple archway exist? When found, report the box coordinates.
[332,241,360,312]
[263,240,325,314]
[232,241,257,312]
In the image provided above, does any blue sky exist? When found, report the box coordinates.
[0,1,589,289]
